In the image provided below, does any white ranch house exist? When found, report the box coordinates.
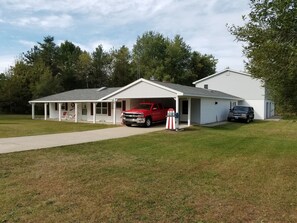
[29,78,240,126]
[29,69,275,126]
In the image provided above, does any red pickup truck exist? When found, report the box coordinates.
[122,102,168,127]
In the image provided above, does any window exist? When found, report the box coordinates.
[96,102,108,115]
[82,103,87,115]
[55,103,58,111]
[182,100,188,114]
[102,102,107,114]
[204,84,208,89]
[61,103,68,110]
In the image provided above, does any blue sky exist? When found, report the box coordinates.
[0,0,250,74]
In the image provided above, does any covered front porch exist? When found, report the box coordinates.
[30,101,119,124]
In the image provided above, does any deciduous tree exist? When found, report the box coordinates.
[164,35,192,85]
[110,46,134,87]
[132,31,169,80]
[229,0,297,113]
[90,45,111,88]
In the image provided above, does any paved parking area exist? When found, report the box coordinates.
[0,125,166,154]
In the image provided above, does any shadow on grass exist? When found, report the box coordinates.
[202,120,265,131]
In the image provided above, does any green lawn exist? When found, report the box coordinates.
[0,120,296,222]
[0,115,116,138]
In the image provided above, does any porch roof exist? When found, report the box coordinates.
[29,87,120,103]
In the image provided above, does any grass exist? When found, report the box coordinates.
[0,120,296,222]
[0,115,116,138]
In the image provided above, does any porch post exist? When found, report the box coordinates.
[44,103,48,120]
[31,103,35,120]
[75,103,78,123]
[188,97,191,126]
[176,96,179,127]
[58,103,62,121]
[93,102,96,124]
[113,99,116,124]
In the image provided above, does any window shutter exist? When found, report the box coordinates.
[91,103,93,115]
[108,103,111,116]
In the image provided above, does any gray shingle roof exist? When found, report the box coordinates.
[30,87,120,102]
[30,79,241,103]
[151,80,241,99]
[192,69,251,84]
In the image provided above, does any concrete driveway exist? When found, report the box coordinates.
[0,125,166,154]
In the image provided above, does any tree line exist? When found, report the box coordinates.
[0,31,217,114]
[230,0,297,114]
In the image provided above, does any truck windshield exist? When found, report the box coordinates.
[135,104,151,110]
[233,106,249,112]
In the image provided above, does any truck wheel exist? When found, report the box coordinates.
[246,117,250,123]
[145,117,152,127]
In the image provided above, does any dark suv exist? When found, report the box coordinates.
[227,106,254,123]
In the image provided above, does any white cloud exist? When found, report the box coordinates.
[12,14,73,29]
[1,0,168,15]
[0,0,251,72]
[55,39,115,53]
[18,40,36,48]
[1,0,173,26]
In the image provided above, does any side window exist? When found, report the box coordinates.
[102,102,107,114]
[82,103,87,115]
[96,103,108,115]
[153,104,158,110]
[158,103,163,109]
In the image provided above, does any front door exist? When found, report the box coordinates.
[115,100,126,123]
[180,100,188,122]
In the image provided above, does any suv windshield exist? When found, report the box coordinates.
[233,106,249,112]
